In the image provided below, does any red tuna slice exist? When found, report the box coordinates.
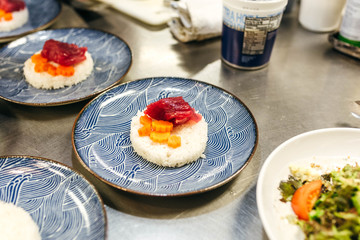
[144,96,202,125]
[0,0,25,12]
[41,39,87,66]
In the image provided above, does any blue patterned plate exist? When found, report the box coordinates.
[0,28,132,106]
[0,155,106,239]
[72,77,258,196]
[0,0,62,42]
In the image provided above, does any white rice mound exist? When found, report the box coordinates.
[23,51,94,89]
[130,110,208,167]
[0,201,41,240]
[0,7,29,32]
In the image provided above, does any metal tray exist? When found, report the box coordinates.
[329,32,360,60]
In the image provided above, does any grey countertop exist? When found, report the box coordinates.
[1,2,360,239]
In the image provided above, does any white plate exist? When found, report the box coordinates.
[256,128,360,240]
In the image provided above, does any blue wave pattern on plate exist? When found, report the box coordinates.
[0,28,132,105]
[73,77,257,195]
[0,156,106,240]
[0,0,61,39]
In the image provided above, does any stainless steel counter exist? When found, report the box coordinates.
[1,2,360,239]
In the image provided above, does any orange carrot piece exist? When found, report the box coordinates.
[34,62,50,73]
[34,63,43,73]
[4,12,12,21]
[56,65,75,77]
[31,54,48,64]
[42,63,50,72]
[152,120,173,132]
[150,131,170,143]
[31,53,78,77]
[138,125,151,137]
[167,135,181,148]
[47,64,58,76]
[140,115,152,126]
[0,9,8,21]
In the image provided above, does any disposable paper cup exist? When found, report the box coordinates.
[299,0,346,32]
[221,0,288,70]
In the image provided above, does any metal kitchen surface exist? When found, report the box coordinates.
[0,1,359,239]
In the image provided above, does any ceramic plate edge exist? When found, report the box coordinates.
[0,154,108,239]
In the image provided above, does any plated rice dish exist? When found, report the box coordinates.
[130,96,208,167]
[0,0,28,32]
[23,39,94,89]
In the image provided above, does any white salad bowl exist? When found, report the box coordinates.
[256,127,360,240]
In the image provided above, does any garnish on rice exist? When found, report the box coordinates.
[29,39,87,77]
[167,135,181,148]
[130,96,208,167]
[138,116,180,148]
[0,0,25,13]
[144,96,202,125]
[31,53,75,77]
[0,0,25,22]
[41,39,87,66]
[0,9,13,21]
[138,97,203,148]
[0,0,28,32]
[152,120,173,132]
[23,39,94,89]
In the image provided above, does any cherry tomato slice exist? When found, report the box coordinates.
[291,179,322,221]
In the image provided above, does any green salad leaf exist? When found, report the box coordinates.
[279,164,360,240]
[278,175,303,202]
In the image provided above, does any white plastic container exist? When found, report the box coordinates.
[221,0,288,70]
[338,0,360,47]
[299,0,346,32]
